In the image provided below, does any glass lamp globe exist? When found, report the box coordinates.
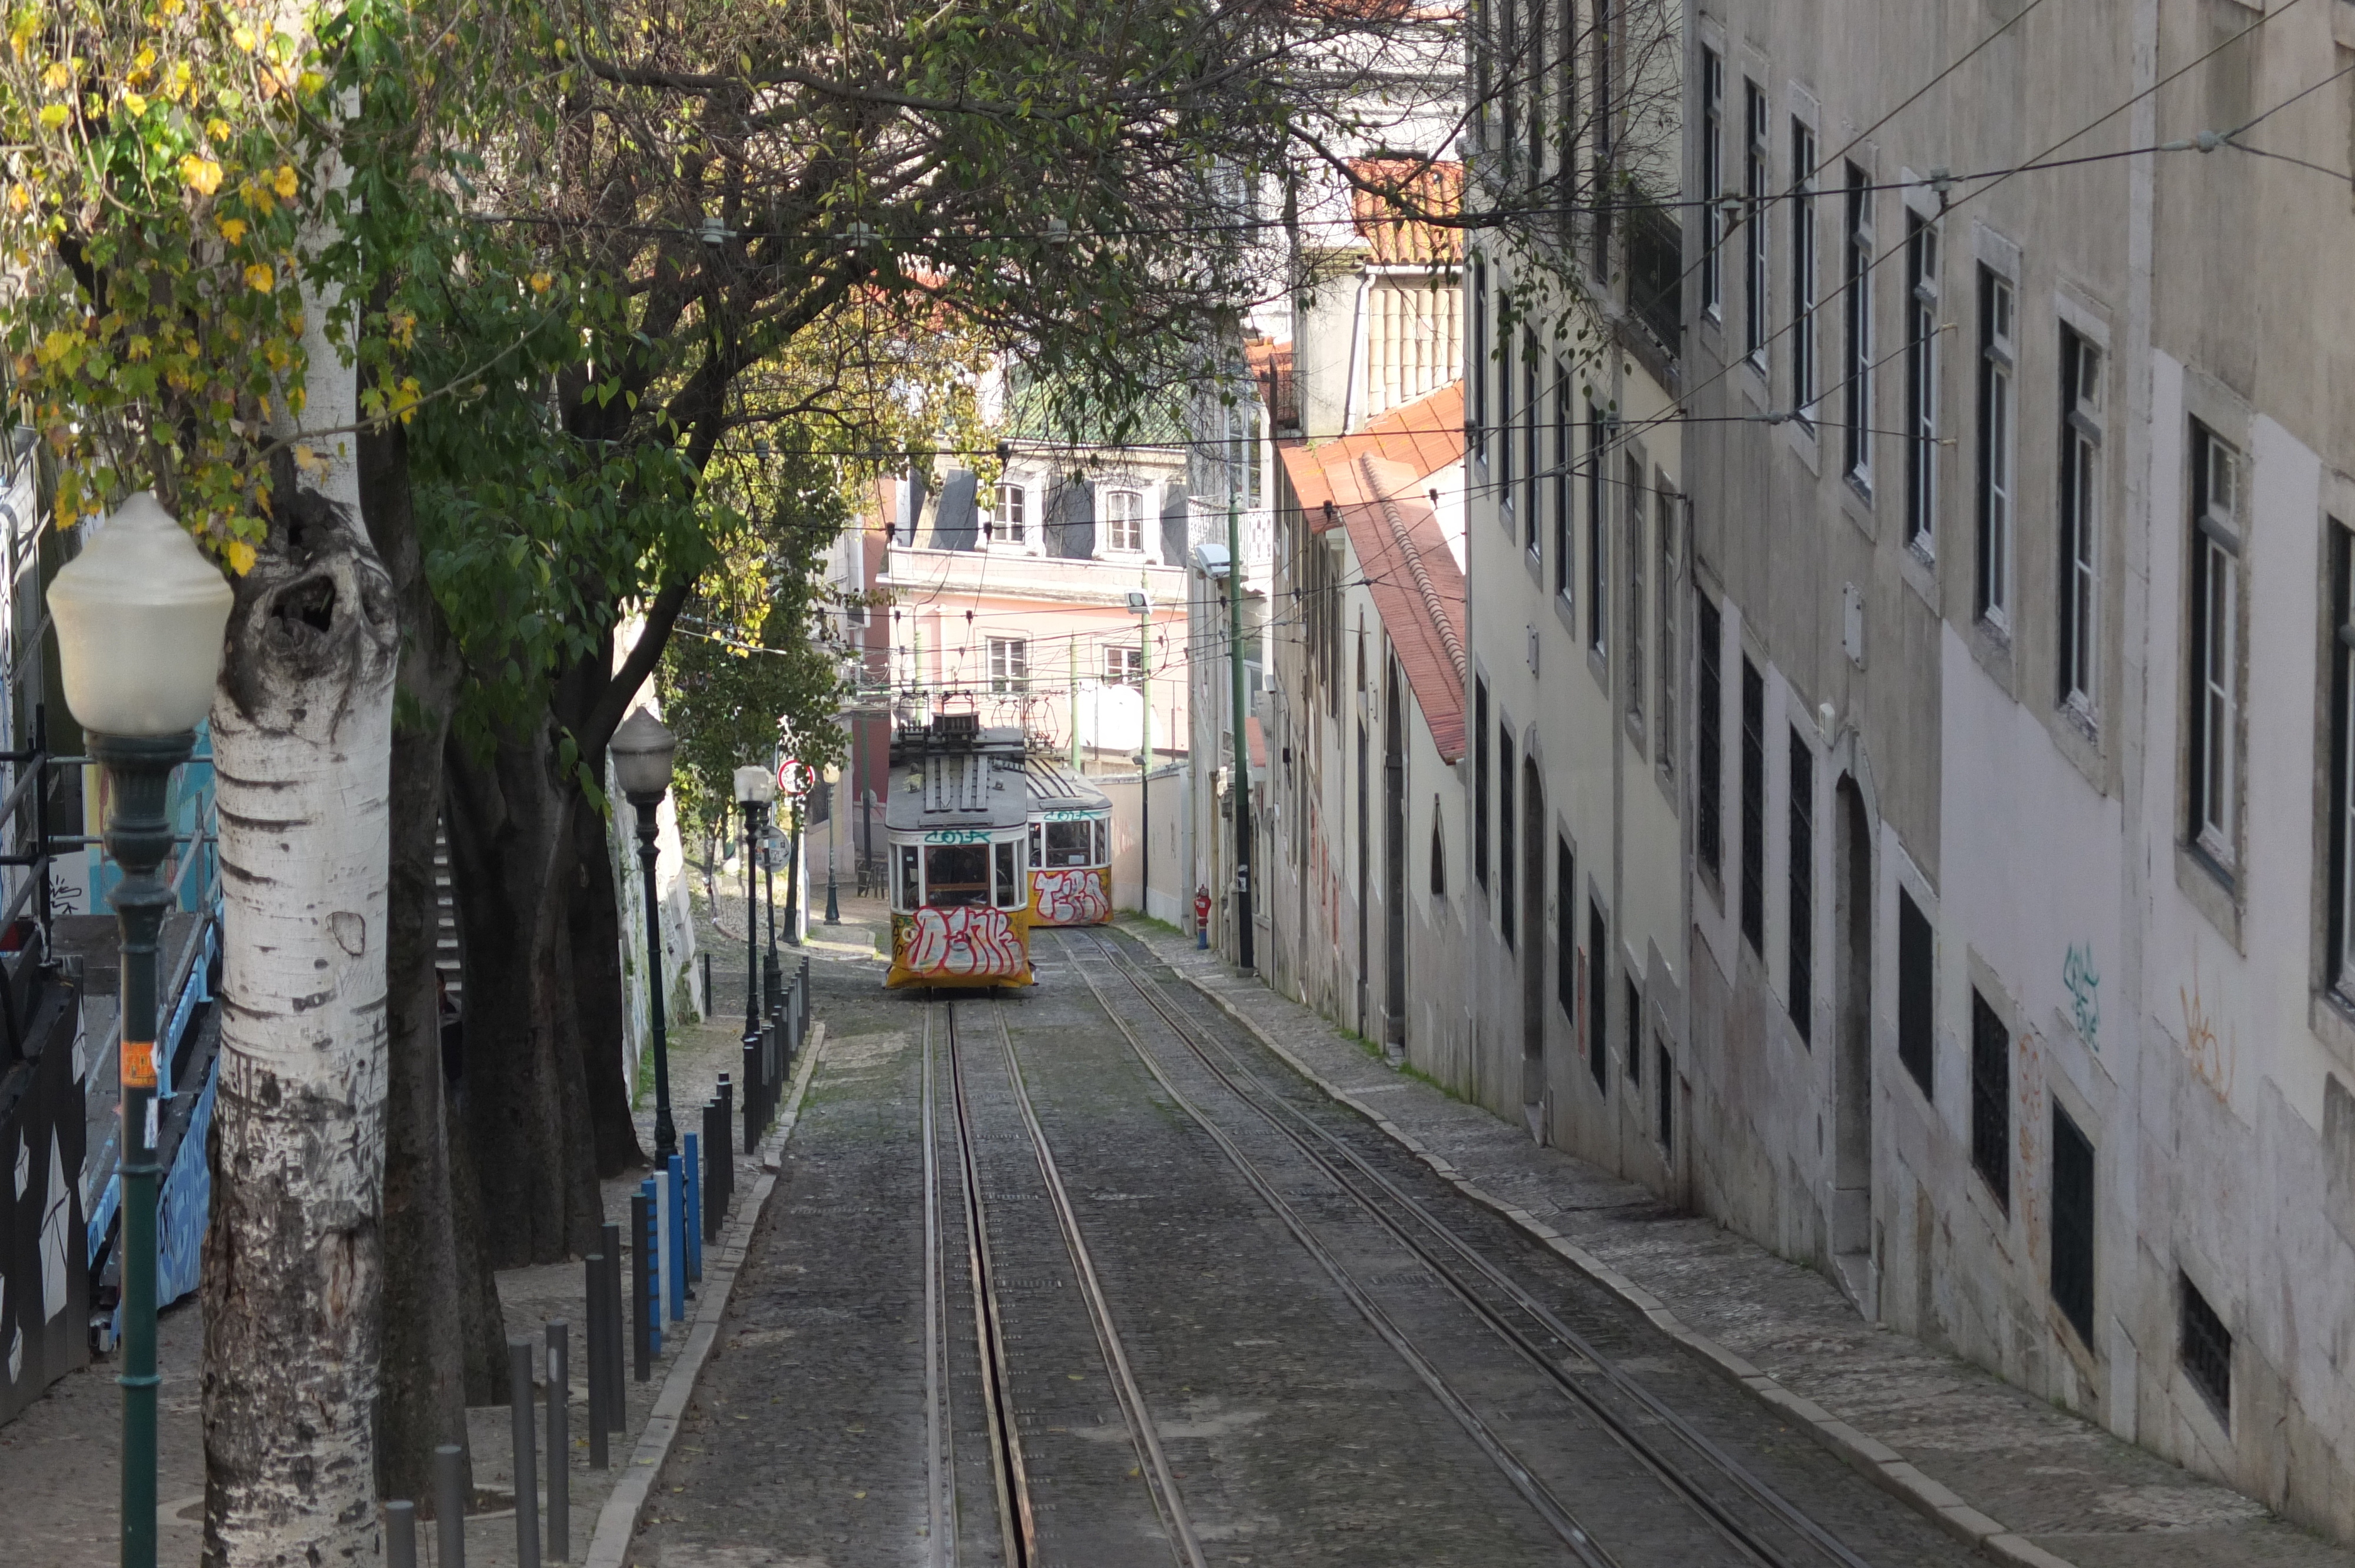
[609,709,679,803]
[733,764,777,806]
[46,492,234,738]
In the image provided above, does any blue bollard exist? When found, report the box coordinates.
[639,1178,662,1357]
[666,1155,687,1323]
[683,1132,702,1284]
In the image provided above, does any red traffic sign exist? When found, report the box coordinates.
[777,758,818,797]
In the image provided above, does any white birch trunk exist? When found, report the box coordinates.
[200,247,400,1563]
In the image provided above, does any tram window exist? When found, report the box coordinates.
[896,845,920,910]
[924,843,991,907]
[1046,820,1094,867]
[996,841,1021,907]
[1094,818,1109,864]
[1029,822,1043,868]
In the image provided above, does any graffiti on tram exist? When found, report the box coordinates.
[1030,866,1111,927]
[888,904,1034,988]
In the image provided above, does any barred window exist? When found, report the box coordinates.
[1971,989,2010,1210]
[2180,1274,2232,1424]
[1697,596,1723,876]
[1788,731,1813,1042]
[2051,1107,2095,1341]
[1740,657,1766,954]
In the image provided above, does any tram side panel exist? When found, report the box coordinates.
[886,827,1037,988]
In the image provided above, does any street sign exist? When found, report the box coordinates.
[777,758,817,798]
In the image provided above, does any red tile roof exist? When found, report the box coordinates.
[1349,160,1464,266]
[1277,380,1465,525]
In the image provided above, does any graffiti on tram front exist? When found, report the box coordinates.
[1031,867,1111,927]
[888,904,1034,988]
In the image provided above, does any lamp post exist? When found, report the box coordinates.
[731,766,775,1059]
[611,709,681,1161]
[1127,590,1152,919]
[47,493,234,1568]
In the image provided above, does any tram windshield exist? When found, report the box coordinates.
[1043,820,1097,867]
[896,845,919,910]
[924,843,991,907]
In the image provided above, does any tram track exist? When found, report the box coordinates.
[1060,926,1883,1568]
[930,995,1209,1568]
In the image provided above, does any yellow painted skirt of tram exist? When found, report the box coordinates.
[1028,866,1112,927]
[886,903,1037,988]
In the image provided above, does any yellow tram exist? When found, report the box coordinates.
[1023,753,1114,926]
[883,715,1036,989]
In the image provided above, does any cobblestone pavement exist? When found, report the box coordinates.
[1120,919,2355,1568]
[626,900,2032,1567]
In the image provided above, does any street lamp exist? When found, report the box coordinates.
[1127,590,1152,920]
[611,708,681,1160]
[731,765,775,1059]
[47,493,233,1568]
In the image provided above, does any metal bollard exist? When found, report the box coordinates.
[632,1189,655,1378]
[742,1039,761,1152]
[701,1103,722,1242]
[600,1220,626,1428]
[509,1340,541,1568]
[666,1155,688,1321]
[433,1443,467,1568]
[386,1500,417,1568]
[547,1321,569,1563]
[684,1132,702,1282]
[716,1076,735,1214]
[583,1257,608,1470]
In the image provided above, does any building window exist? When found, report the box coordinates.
[1103,489,1145,553]
[1788,730,1813,1043]
[1656,1039,1673,1150]
[1499,296,1517,533]
[1553,366,1574,601]
[1475,677,1491,891]
[1743,80,1769,368]
[1903,213,1939,555]
[1588,0,1612,276]
[1843,163,1873,489]
[1525,0,1545,191]
[994,482,1028,545]
[2180,1274,2233,1426]
[1500,727,1517,948]
[1975,268,2015,626]
[2327,523,2355,999]
[1498,0,1518,180]
[1898,887,1933,1098]
[1740,657,1766,954]
[1970,989,2010,1211]
[1790,119,1817,427]
[1430,812,1448,896]
[1585,403,1607,645]
[1523,331,1541,555]
[1700,49,1724,318]
[1624,976,1642,1087]
[1557,838,1577,1019]
[1656,486,1677,778]
[1587,900,1608,1090]
[1471,255,1489,460]
[1105,645,1143,686]
[2188,422,2241,873]
[988,637,1029,693]
[1697,595,1723,878]
[1625,456,1645,718]
[2051,1106,2095,1343]
[2058,330,2102,713]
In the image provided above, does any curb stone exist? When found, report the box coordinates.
[1149,946,2077,1568]
[582,1021,828,1568]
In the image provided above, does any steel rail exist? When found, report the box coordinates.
[1071,929,1880,1568]
[1054,932,1619,1567]
[984,998,1212,1568]
[939,1002,1036,1568]
[921,1009,959,1568]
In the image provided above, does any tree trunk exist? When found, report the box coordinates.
[570,796,643,1175]
[443,723,602,1267]
[356,416,482,1501]
[201,466,400,1563]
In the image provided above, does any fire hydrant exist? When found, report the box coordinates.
[1194,885,1212,949]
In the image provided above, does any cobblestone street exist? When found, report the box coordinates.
[623,903,2002,1568]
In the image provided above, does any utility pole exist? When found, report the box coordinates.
[1069,638,1080,772]
[1228,491,1254,972]
[1135,587,1153,918]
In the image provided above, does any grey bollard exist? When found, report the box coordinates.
[583,1257,608,1470]
[433,1444,466,1568]
[547,1321,569,1562]
[386,1500,416,1568]
[509,1340,541,1568]
[599,1220,626,1431]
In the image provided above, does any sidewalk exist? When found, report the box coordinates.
[1119,916,2355,1568]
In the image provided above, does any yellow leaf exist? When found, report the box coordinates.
[205,116,230,141]
[41,61,68,91]
[225,539,256,574]
[5,185,28,215]
[121,91,147,117]
[529,270,553,294]
[37,104,68,128]
[230,24,256,51]
[180,155,223,195]
[243,263,274,293]
[272,164,297,199]
[292,444,322,473]
[218,217,246,244]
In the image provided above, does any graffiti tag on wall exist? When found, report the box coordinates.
[2180,979,2237,1107]
[888,904,1032,988]
[1031,868,1110,926]
[2062,943,2100,1047]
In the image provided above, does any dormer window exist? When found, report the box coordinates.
[1103,489,1145,553]
[993,482,1027,545]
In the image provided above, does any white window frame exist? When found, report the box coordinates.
[993,481,1028,547]
[1700,49,1724,320]
[2059,328,2103,716]
[1106,644,1144,686]
[1102,488,1146,553]
[1743,79,1769,369]
[1976,268,2015,629]
[2189,424,2241,871]
[1843,162,1873,490]
[1790,117,1817,429]
[988,636,1030,693]
[1903,211,1940,557]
